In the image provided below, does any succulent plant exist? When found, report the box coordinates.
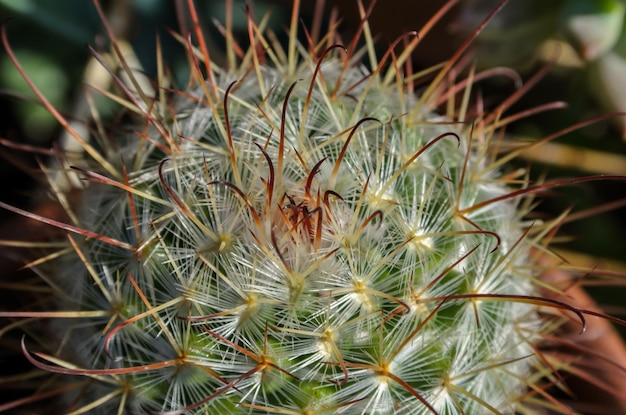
[1,1,625,414]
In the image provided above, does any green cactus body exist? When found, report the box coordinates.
[63,58,537,414]
[2,1,612,414]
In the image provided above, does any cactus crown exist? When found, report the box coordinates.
[1,1,624,414]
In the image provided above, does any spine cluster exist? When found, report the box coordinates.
[64,60,538,413]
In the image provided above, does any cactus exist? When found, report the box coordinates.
[1,1,625,414]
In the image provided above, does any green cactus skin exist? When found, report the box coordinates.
[59,62,536,414]
[1,1,624,414]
